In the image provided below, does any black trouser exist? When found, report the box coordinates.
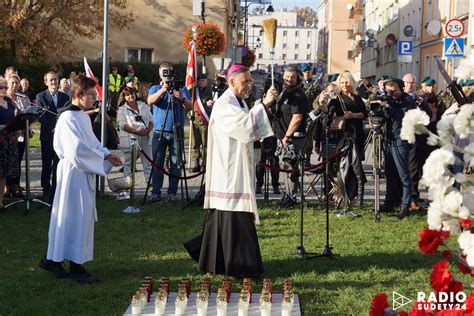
[6,139,25,187]
[41,139,59,197]
[409,141,431,203]
[256,137,279,189]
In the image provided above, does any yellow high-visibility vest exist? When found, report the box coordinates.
[109,74,122,92]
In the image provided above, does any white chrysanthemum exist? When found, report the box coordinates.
[427,206,444,231]
[401,109,430,144]
[443,190,463,215]
[436,115,455,145]
[421,149,455,186]
[454,52,474,80]
[459,206,470,220]
[458,231,474,267]
[453,104,474,139]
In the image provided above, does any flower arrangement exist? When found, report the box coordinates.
[241,46,256,68]
[369,54,474,315]
[182,21,225,56]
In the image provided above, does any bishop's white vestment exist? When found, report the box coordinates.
[198,88,273,277]
[204,88,274,224]
[47,107,112,264]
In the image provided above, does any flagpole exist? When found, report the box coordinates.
[187,27,198,170]
[99,0,110,195]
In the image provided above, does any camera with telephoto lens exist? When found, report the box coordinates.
[162,69,184,93]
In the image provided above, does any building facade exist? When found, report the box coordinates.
[247,12,318,71]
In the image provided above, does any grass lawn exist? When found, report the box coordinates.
[0,197,444,315]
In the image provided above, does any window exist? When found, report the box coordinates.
[259,53,263,59]
[126,48,154,63]
[295,44,299,49]
[295,31,299,37]
[307,44,311,49]
[294,54,299,60]
[283,43,287,49]
[307,54,311,60]
[424,55,430,78]
[307,31,312,38]
[283,31,287,37]
[282,53,287,59]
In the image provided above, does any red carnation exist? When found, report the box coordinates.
[430,260,463,293]
[460,219,474,230]
[418,228,449,256]
[442,250,452,259]
[369,293,388,316]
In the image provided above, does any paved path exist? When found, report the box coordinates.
[21,131,428,210]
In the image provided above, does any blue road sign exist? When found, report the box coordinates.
[444,37,464,57]
[398,41,413,55]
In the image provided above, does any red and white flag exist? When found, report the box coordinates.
[83,57,103,102]
[185,41,209,125]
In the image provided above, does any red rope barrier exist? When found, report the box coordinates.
[257,150,342,173]
[139,149,205,180]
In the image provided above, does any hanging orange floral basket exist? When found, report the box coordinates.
[182,21,226,56]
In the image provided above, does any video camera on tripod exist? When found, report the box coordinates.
[367,93,391,129]
[162,69,184,93]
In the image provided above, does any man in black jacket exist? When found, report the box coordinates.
[380,78,416,219]
[36,71,69,203]
[272,67,308,207]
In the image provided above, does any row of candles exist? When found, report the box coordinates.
[130,276,295,316]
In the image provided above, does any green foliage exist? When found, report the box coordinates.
[0,198,437,314]
[0,60,190,96]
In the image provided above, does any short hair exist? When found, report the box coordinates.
[20,78,29,83]
[121,86,137,98]
[335,70,357,95]
[71,75,96,98]
[384,78,404,91]
[159,63,173,72]
[44,71,57,81]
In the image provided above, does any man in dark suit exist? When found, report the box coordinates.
[36,71,69,203]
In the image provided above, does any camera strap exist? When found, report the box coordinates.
[337,94,347,112]
[126,107,147,127]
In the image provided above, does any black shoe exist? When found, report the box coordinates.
[38,257,69,279]
[255,186,262,194]
[273,187,281,194]
[396,207,410,220]
[70,263,99,284]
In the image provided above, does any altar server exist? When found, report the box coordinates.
[38,75,122,283]
[198,64,278,276]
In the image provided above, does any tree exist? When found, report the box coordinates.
[292,6,317,26]
[0,0,133,63]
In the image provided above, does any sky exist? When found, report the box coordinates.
[270,0,323,11]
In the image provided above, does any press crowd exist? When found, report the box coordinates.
[0,63,473,219]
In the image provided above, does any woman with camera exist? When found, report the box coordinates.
[0,76,19,212]
[326,70,367,210]
[117,86,153,184]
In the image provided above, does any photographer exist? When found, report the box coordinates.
[327,71,367,208]
[273,66,308,207]
[212,71,228,100]
[380,79,416,219]
[147,63,192,204]
[117,86,153,183]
